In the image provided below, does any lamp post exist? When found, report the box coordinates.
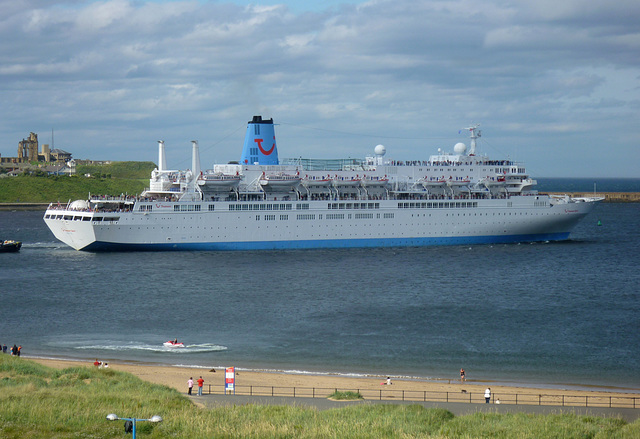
[106,414,162,438]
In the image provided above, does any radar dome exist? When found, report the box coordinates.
[374,144,386,156]
[453,142,467,154]
[69,200,90,210]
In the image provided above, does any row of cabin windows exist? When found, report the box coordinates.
[146,201,489,213]
[328,202,380,210]
[229,203,293,211]
[398,201,478,209]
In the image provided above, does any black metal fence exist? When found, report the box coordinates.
[201,385,639,409]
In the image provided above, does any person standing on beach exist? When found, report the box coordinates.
[460,368,465,382]
[187,377,194,395]
[197,376,204,396]
[484,387,491,403]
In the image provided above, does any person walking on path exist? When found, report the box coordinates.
[187,377,194,395]
[484,387,491,403]
[197,376,204,396]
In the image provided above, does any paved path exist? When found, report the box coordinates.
[191,394,640,423]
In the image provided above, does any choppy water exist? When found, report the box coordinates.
[536,177,640,193]
[1,201,638,390]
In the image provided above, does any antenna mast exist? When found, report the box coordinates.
[463,124,481,156]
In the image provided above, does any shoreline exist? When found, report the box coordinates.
[25,355,640,401]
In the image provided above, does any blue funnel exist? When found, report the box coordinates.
[240,115,279,165]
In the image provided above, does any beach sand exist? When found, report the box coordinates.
[28,357,638,407]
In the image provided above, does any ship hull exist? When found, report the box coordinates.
[44,196,596,252]
[79,232,571,252]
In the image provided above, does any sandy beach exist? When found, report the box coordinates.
[28,356,639,408]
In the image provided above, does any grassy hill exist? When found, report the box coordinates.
[75,161,156,179]
[0,356,638,438]
[0,161,155,203]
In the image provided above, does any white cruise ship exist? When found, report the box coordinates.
[44,116,602,251]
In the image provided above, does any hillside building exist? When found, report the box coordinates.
[0,132,72,164]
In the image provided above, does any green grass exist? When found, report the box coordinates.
[75,161,156,179]
[0,161,155,203]
[1,356,639,438]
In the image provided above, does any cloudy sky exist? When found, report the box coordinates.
[1,0,638,177]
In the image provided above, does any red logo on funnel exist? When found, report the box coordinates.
[254,138,275,155]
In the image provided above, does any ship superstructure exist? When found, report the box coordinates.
[44,116,602,251]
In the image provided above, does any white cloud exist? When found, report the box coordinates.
[75,0,131,31]
[0,0,638,177]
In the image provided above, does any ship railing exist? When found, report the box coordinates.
[44,205,133,213]
[89,194,138,202]
[143,187,182,193]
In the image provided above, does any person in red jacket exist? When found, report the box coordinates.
[197,376,204,396]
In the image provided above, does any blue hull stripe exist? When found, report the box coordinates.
[82,232,571,252]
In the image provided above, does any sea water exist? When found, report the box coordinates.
[1,201,638,390]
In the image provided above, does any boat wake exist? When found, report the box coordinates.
[73,342,227,354]
[21,241,66,248]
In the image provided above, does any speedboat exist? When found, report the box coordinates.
[163,340,185,348]
[0,240,22,253]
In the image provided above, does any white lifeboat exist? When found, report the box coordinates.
[332,175,361,187]
[360,176,389,188]
[418,177,447,189]
[481,175,507,186]
[302,175,333,187]
[259,172,301,189]
[446,177,471,187]
[198,172,242,188]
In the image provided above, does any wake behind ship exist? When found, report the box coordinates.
[44,116,602,251]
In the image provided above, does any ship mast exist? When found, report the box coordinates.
[463,124,481,156]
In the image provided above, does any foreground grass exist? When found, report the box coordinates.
[1,357,638,438]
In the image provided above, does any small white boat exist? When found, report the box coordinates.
[332,176,361,187]
[199,172,242,188]
[360,176,389,188]
[259,172,301,189]
[163,340,185,348]
[301,176,333,187]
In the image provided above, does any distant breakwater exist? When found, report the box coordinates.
[0,203,51,211]
[542,192,640,203]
